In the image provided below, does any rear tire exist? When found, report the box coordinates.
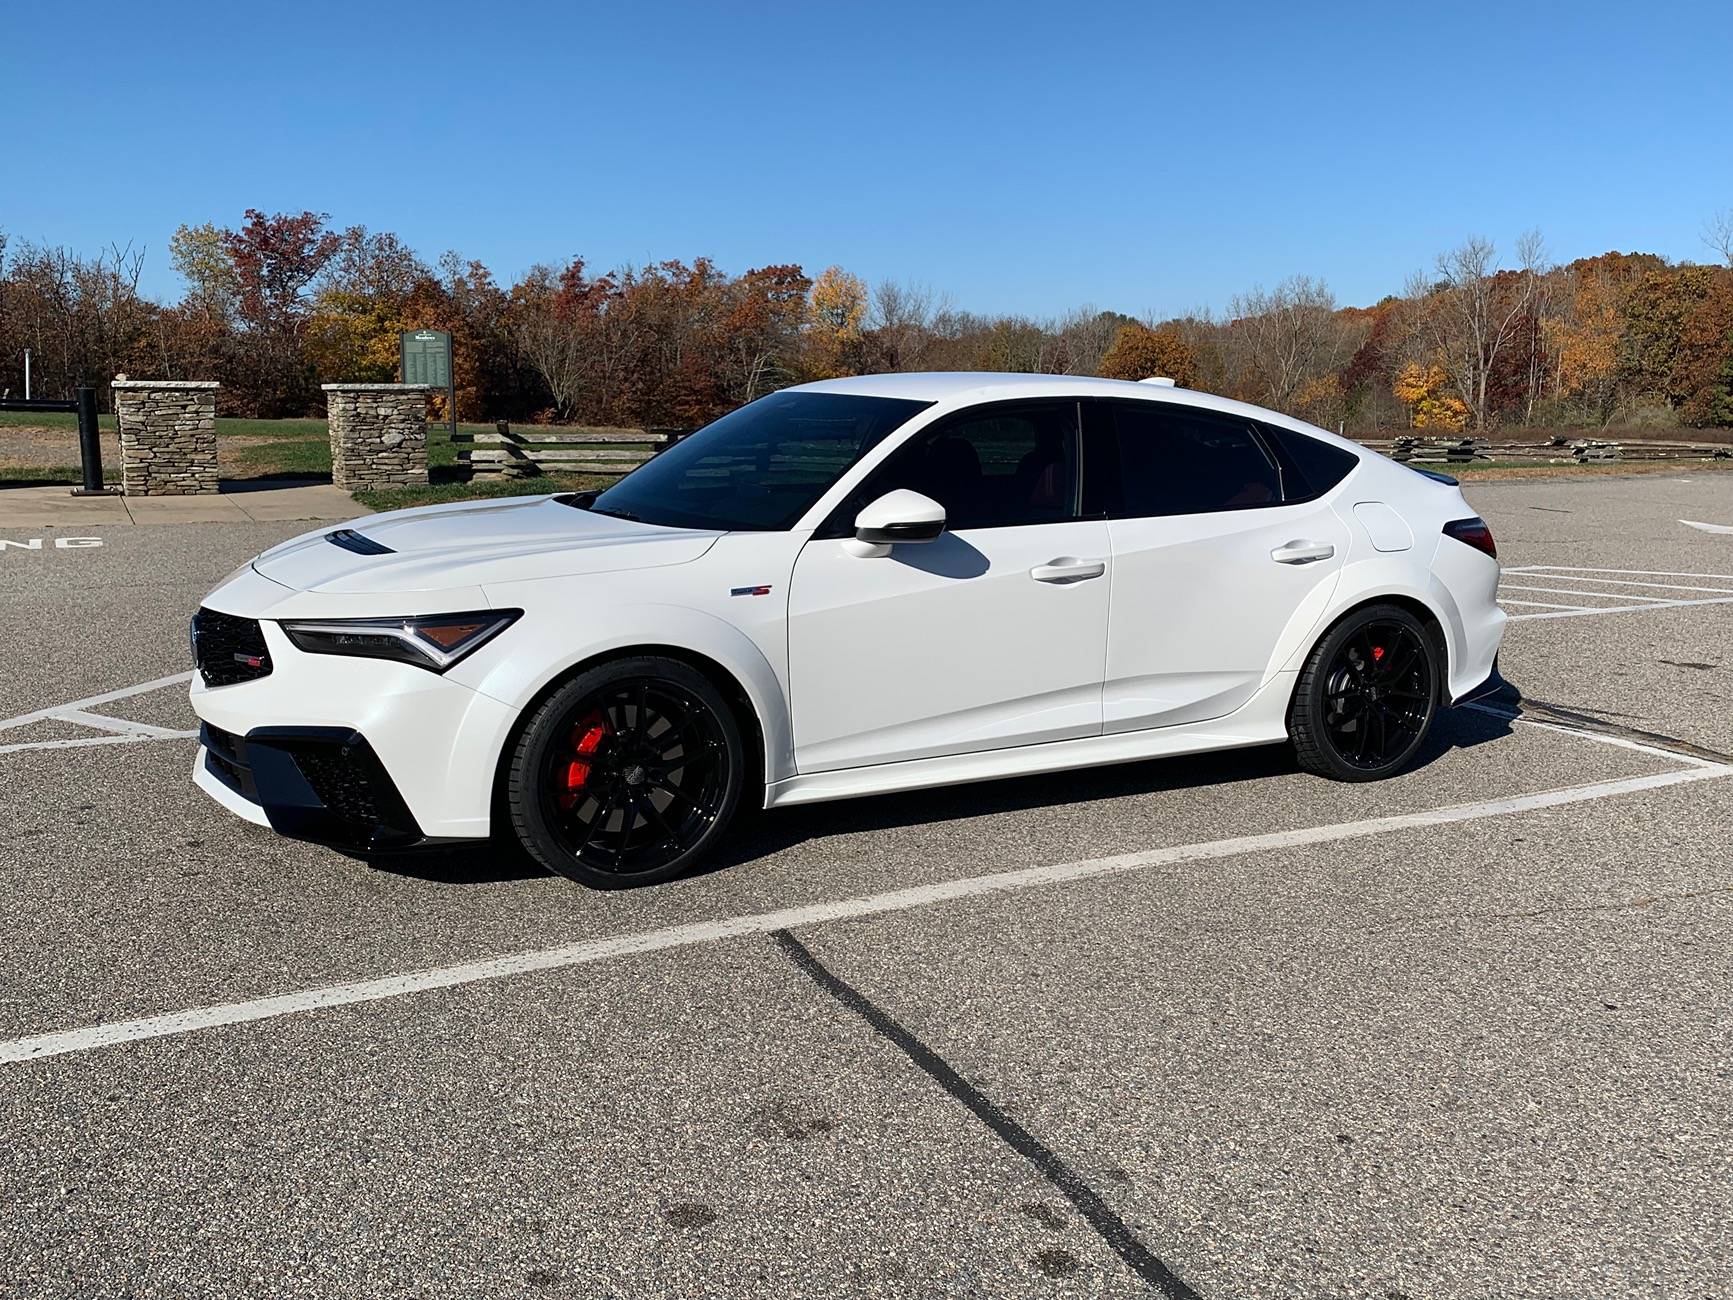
[507,657,745,888]
[1289,604,1440,782]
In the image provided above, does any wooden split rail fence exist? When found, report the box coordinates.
[1363,435,1733,466]
[455,424,688,479]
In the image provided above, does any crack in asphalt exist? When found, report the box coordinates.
[772,929,1204,1299]
[1474,691,1733,766]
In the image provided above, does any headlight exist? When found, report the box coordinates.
[279,610,521,673]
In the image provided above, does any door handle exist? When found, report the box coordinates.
[1271,540,1336,565]
[1031,558,1106,584]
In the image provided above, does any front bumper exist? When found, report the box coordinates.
[189,585,519,841]
[196,723,427,850]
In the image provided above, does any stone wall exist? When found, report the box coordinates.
[112,381,220,495]
[323,384,430,491]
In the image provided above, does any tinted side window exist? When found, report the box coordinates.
[1106,402,1282,516]
[1262,425,1360,499]
[831,401,1080,533]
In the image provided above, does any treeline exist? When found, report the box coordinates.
[2,211,1731,431]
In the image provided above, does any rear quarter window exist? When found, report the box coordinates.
[1261,425,1360,500]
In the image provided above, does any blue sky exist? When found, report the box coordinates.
[4,0,1729,317]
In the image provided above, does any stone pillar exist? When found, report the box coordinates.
[323,384,431,491]
[112,380,220,495]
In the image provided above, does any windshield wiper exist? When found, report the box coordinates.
[588,505,643,522]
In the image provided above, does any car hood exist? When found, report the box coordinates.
[252,494,722,595]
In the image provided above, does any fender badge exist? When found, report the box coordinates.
[730,585,773,597]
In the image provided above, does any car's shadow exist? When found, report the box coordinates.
[365,700,1516,888]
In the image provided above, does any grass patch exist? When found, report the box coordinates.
[0,465,82,485]
[1453,458,1733,479]
[0,411,113,433]
[354,472,612,514]
[0,411,317,437]
[231,438,331,476]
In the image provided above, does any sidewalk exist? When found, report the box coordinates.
[0,481,368,529]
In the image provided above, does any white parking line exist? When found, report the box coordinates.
[1504,599,1733,623]
[0,671,194,733]
[54,709,196,740]
[1505,565,1733,580]
[0,671,198,755]
[1511,575,1733,595]
[1500,565,1733,622]
[0,731,199,757]
[1500,584,1675,603]
[2,756,1726,1067]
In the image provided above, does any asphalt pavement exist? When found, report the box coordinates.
[1,472,1730,1298]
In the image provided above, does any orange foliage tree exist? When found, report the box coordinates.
[1097,322,1199,386]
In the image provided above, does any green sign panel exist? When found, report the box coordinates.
[401,329,451,388]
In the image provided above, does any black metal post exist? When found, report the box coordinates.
[71,385,112,496]
[446,333,457,443]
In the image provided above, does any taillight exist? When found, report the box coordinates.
[1443,516,1497,559]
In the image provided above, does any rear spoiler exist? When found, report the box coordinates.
[1408,465,1460,487]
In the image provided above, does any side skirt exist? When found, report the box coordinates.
[765,677,1294,810]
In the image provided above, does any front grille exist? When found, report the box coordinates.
[192,608,272,687]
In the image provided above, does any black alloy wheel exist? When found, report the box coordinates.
[508,657,745,887]
[1289,604,1439,781]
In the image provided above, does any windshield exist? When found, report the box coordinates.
[581,391,933,531]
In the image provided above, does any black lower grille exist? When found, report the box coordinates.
[192,608,272,687]
[292,745,384,826]
[201,723,259,801]
[208,727,422,850]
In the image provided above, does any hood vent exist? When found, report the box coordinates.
[326,528,395,556]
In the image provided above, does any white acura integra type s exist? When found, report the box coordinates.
[190,373,1505,887]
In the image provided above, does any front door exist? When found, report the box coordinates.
[788,401,1110,774]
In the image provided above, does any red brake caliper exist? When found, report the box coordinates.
[560,711,609,805]
[1371,645,1385,665]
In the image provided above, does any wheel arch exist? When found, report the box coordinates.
[1290,591,1451,708]
[488,642,775,829]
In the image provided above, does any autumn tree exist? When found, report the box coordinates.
[1393,363,1470,431]
[724,263,812,403]
[863,280,951,372]
[1671,270,1733,425]
[307,228,435,385]
[1225,276,1358,415]
[508,258,614,421]
[221,210,344,415]
[1404,234,1545,429]
[1620,263,1718,408]
[1704,209,1733,268]
[0,238,154,404]
[1097,322,1199,385]
[1046,308,1135,376]
[806,265,868,377]
[1540,252,1662,423]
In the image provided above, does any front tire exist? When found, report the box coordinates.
[507,657,745,887]
[1289,604,1440,781]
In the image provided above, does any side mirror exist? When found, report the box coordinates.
[844,489,946,558]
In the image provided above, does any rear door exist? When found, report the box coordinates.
[1086,400,1351,732]
[787,400,1110,773]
